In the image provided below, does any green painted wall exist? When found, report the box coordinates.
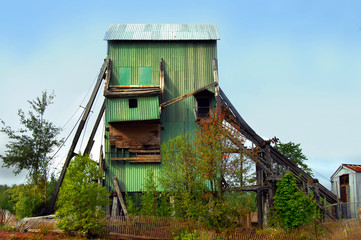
[105,96,160,123]
[105,40,217,192]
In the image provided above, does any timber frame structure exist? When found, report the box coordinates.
[48,57,339,225]
[48,24,339,227]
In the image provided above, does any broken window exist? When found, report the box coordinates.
[108,121,161,163]
[194,90,214,119]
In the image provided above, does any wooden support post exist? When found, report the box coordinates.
[256,165,264,227]
[160,59,164,103]
[47,59,109,215]
[111,196,119,217]
[98,145,104,185]
[106,205,110,217]
[112,177,129,219]
[265,142,272,172]
[314,179,320,204]
[83,100,105,155]
[335,181,341,219]
[213,58,222,112]
[213,58,219,96]
[99,145,104,169]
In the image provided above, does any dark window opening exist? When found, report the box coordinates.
[340,174,349,203]
[129,99,138,108]
[196,97,210,118]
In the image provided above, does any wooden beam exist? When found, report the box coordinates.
[213,59,219,97]
[104,88,161,98]
[83,100,105,155]
[160,82,218,108]
[47,59,109,215]
[160,59,165,103]
[111,196,119,217]
[104,59,112,91]
[112,177,129,219]
[109,157,161,163]
[128,149,160,153]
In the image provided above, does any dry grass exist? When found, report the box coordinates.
[104,216,361,240]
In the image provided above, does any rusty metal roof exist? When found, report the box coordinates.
[104,24,220,40]
[342,164,361,172]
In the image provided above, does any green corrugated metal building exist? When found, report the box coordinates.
[103,24,220,193]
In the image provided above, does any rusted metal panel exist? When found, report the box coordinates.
[343,164,361,173]
[105,96,160,122]
[104,24,220,40]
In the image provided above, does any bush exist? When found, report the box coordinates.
[272,172,316,229]
[7,184,43,219]
[56,154,109,236]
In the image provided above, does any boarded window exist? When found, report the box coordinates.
[139,67,152,85]
[119,67,131,85]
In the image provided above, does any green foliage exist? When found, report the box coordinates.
[275,141,313,176]
[159,112,257,228]
[0,185,14,213]
[225,191,257,212]
[0,91,63,212]
[6,184,43,219]
[140,170,158,216]
[125,193,140,216]
[272,172,316,229]
[56,154,109,236]
[174,230,200,240]
[3,175,59,218]
[138,170,173,217]
[160,135,208,219]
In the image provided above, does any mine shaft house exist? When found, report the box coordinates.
[102,24,220,202]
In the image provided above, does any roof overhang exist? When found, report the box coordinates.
[104,24,220,41]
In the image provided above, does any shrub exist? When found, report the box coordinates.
[56,154,109,236]
[272,172,316,229]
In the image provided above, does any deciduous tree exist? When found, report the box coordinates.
[274,141,313,176]
[160,110,257,227]
[0,91,63,200]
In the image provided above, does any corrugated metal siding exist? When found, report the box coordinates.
[104,129,162,192]
[105,96,160,122]
[108,40,217,99]
[104,24,220,40]
[105,160,162,192]
[104,39,217,192]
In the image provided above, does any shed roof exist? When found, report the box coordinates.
[331,164,361,180]
[104,24,220,41]
[343,164,361,172]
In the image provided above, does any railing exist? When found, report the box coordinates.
[103,215,361,240]
[105,215,202,239]
[327,202,361,219]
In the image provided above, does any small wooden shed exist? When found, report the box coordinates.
[331,164,361,218]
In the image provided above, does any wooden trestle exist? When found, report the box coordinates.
[217,88,339,226]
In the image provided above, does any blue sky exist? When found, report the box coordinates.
[1,0,361,189]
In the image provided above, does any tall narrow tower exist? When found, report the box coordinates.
[103,24,220,194]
